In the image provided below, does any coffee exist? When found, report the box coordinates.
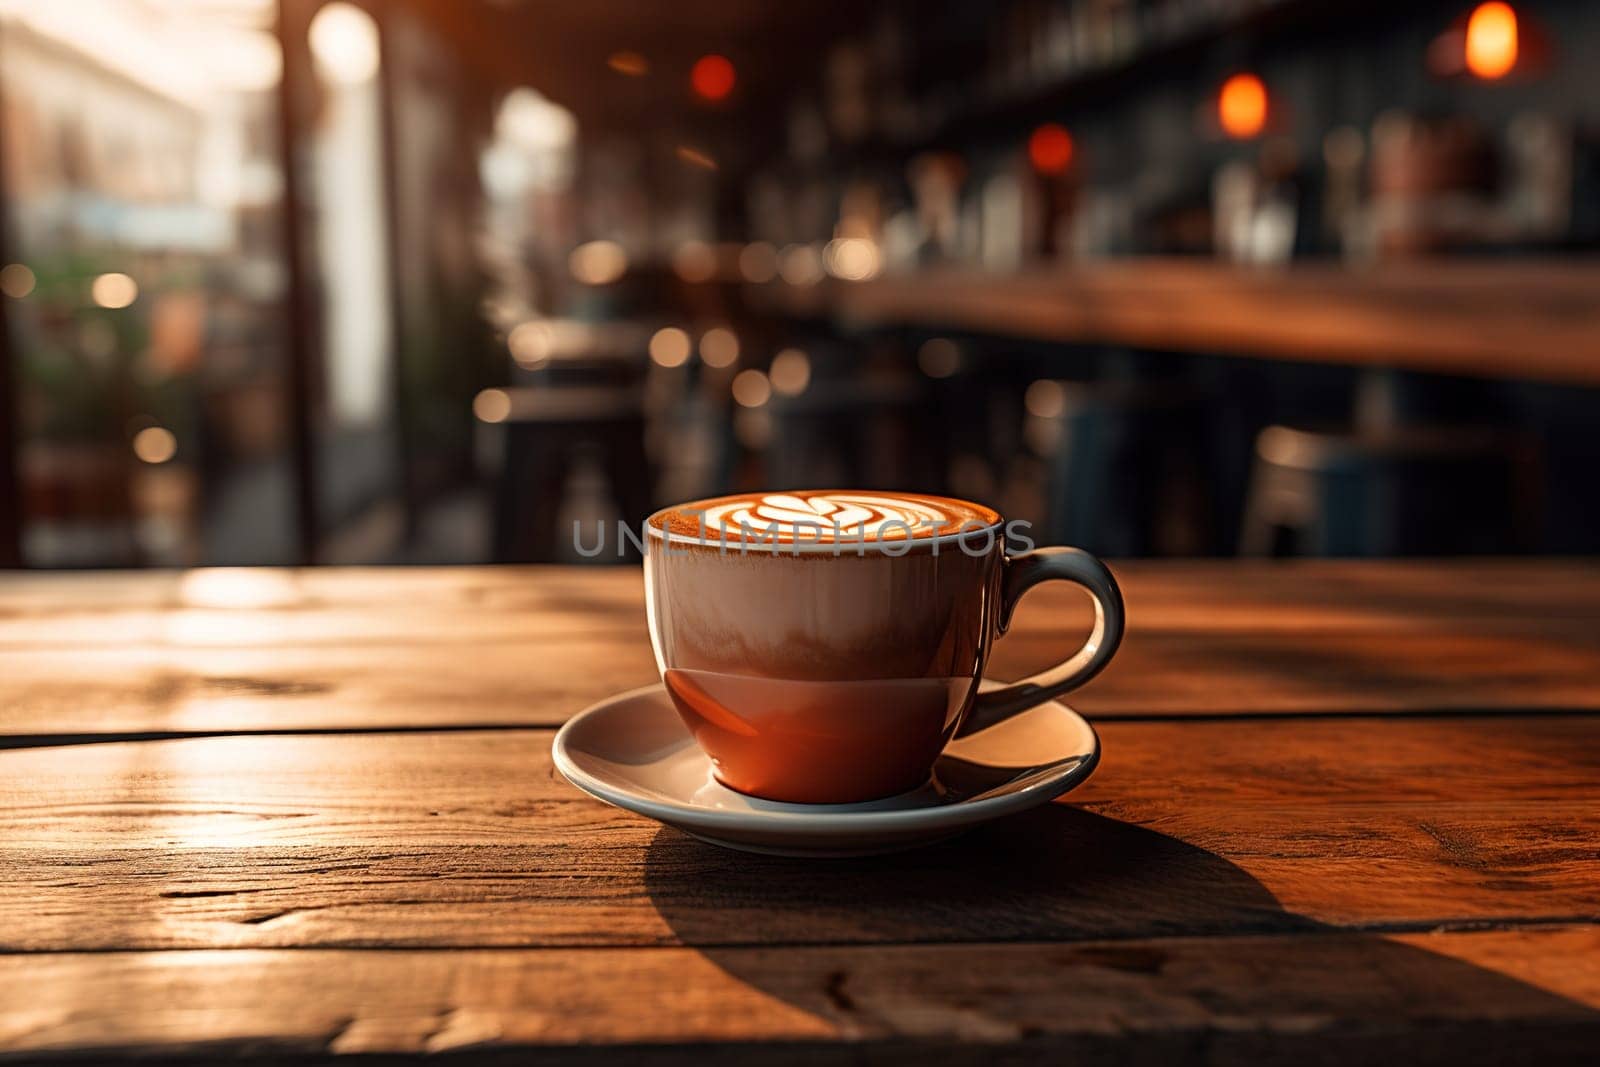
[644,490,1123,804]
[663,671,975,803]
[650,490,1000,545]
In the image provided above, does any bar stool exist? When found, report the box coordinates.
[917,334,1070,503]
[1239,425,1537,557]
[489,384,653,563]
[490,320,659,561]
[1035,380,1211,556]
[764,376,935,490]
[507,320,651,388]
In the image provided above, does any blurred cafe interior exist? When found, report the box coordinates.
[1,0,1597,569]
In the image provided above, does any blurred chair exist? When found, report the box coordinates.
[918,335,1049,504]
[490,386,652,562]
[1239,425,1538,556]
[491,320,655,562]
[764,376,935,490]
[507,320,651,388]
[1034,380,1211,556]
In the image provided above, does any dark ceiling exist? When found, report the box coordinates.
[404,0,870,139]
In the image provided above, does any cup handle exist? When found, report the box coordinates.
[957,547,1125,736]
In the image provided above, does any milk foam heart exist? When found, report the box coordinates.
[650,490,999,544]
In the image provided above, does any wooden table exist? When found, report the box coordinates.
[2,561,1598,1064]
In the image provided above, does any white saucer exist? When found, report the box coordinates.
[552,681,1100,857]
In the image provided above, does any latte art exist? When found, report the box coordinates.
[702,493,949,539]
[650,490,1000,544]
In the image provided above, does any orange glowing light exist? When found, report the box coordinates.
[1028,123,1075,175]
[132,426,177,464]
[690,54,736,102]
[675,145,718,171]
[1219,73,1268,139]
[1466,2,1518,79]
[607,51,649,77]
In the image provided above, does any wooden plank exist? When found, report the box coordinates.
[0,641,661,737]
[1,562,1597,738]
[1,718,1595,951]
[756,259,1600,386]
[2,624,1597,739]
[1,929,1597,1063]
[0,568,644,650]
[0,562,1596,649]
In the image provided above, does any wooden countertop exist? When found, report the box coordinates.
[753,259,1600,386]
[2,561,1598,1063]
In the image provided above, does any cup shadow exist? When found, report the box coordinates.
[642,805,1598,1058]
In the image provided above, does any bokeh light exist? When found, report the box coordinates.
[495,88,578,153]
[738,242,779,283]
[690,54,736,102]
[649,327,692,367]
[508,322,552,367]
[1024,379,1067,419]
[607,51,649,77]
[179,568,299,610]
[1466,2,1518,79]
[132,426,177,464]
[699,327,740,368]
[731,368,772,407]
[778,244,824,287]
[473,388,512,423]
[769,348,811,396]
[91,272,139,309]
[0,263,36,299]
[214,29,283,93]
[917,338,961,379]
[1219,73,1268,139]
[568,240,628,285]
[734,408,772,449]
[675,145,718,171]
[823,237,881,281]
[309,2,381,86]
[1028,123,1075,175]
[672,241,718,283]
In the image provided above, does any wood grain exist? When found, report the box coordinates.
[1,562,1596,650]
[2,627,1595,740]
[1,718,1595,951]
[2,562,1597,738]
[757,259,1600,385]
[2,929,1598,1063]
[2,562,1598,1063]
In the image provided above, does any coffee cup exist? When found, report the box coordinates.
[644,490,1124,804]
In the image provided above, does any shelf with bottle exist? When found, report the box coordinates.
[878,0,1336,155]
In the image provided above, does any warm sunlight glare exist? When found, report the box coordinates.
[179,568,299,609]
[309,2,380,85]
[91,272,138,309]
